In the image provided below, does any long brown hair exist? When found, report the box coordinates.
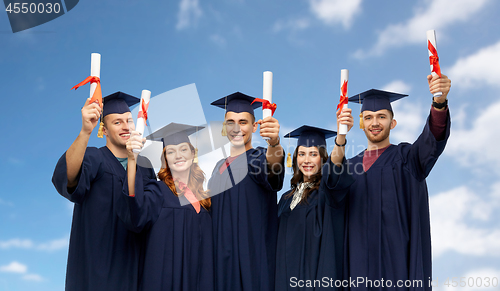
[285,146,329,205]
[157,143,211,211]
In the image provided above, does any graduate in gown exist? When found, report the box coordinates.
[209,92,285,291]
[276,119,355,290]
[52,92,156,291]
[118,123,214,291]
[343,74,452,291]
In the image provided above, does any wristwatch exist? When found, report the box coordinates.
[266,137,280,147]
[432,97,448,109]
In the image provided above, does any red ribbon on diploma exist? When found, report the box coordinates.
[337,80,348,112]
[137,99,149,125]
[251,98,277,116]
[428,40,442,77]
[71,76,102,107]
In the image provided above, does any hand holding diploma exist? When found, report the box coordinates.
[127,131,146,161]
[252,71,277,141]
[133,90,151,153]
[80,97,102,136]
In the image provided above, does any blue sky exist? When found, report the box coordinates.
[1,0,500,290]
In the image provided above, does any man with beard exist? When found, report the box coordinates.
[343,74,451,291]
[52,92,156,291]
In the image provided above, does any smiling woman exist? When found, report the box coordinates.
[117,122,213,291]
[276,123,354,291]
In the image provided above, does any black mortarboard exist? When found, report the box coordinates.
[146,122,204,149]
[211,92,262,116]
[347,89,407,113]
[284,125,337,148]
[102,91,140,117]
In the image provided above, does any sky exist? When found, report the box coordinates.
[1,0,500,290]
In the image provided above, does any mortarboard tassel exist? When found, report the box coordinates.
[221,122,227,136]
[286,152,292,168]
[193,148,199,164]
[97,120,105,138]
[359,113,364,129]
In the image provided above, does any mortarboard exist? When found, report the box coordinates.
[102,91,140,117]
[285,125,337,148]
[97,91,140,138]
[347,89,407,113]
[146,122,204,148]
[284,125,337,167]
[211,92,262,116]
[348,89,408,129]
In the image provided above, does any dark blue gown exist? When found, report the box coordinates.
[209,147,285,291]
[344,111,451,291]
[115,169,214,291]
[276,159,353,290]
[51,146,156,291]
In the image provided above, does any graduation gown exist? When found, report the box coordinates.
[51,146,156,291]
[208,147,285,291]
[344,111,451,291]
[115,169,214,291]
[276,159,353,290]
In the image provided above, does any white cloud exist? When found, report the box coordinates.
[176,0,202,30]
[0,239,34,249]
[308,0,362,29]
[444,100,500,175]
[22,273,44,282]
[37,237,68,251]
[209,34,227,48]
[430,184,500,257]
[354,0,491,58]
[447,40,500,89]
[0,198,13,207]
[381,80,412,94]
[0,236,68,252]
[272,17,310,33]
[435,268,500,291]
[0,261,27,274]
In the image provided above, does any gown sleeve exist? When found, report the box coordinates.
[247,147,285,192]
[404,109,451,181]
[51,147,103,204]
[115,167,163,233]
[321,157,354,207]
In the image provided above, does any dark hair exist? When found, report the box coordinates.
[157,143,211,211]
[285,146,329,205]
[224,111,256,124]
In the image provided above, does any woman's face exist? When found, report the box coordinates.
[296,146,322,182]
[165,142,194,176]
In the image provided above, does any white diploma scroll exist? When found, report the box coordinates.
[89,53,101,99]
[262,71,273,141]
[339,69,349,135]
[133,90,151,153]
[427,30,442,98]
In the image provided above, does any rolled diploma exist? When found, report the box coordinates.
[89,53,100,100]
[133,89,151,153]
[262,71,273,140]
[427,30,442,97]
[339,69,348,135]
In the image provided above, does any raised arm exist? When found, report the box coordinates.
[331,108,353,166]
[66,98,102,188]
[126,131,146,197]
[259,116,284,174]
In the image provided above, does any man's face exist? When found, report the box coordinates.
[362,109,396,145]
[224,111,257,148]
[103,112,135,148]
